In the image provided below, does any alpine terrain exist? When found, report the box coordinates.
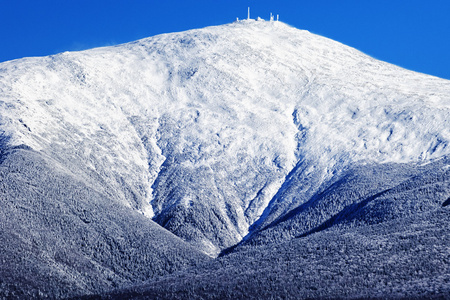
[0,19,449,299]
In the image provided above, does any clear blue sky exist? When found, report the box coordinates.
[1,0,449,80]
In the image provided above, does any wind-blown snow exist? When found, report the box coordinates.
[1,20,449,255]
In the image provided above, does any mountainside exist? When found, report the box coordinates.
[0,20,449,298]
[99,208,450,300]
[0,147,210,298]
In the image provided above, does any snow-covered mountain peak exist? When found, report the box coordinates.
[1,21,450,255]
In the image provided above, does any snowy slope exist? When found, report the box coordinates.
[1,20,450,256]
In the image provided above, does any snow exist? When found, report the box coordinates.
[1,20,450,253]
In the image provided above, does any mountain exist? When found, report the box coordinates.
[0,19,449,299]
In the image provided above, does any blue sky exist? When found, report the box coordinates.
[1,0,449,80]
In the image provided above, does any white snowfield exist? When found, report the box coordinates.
[1,20,449,255]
